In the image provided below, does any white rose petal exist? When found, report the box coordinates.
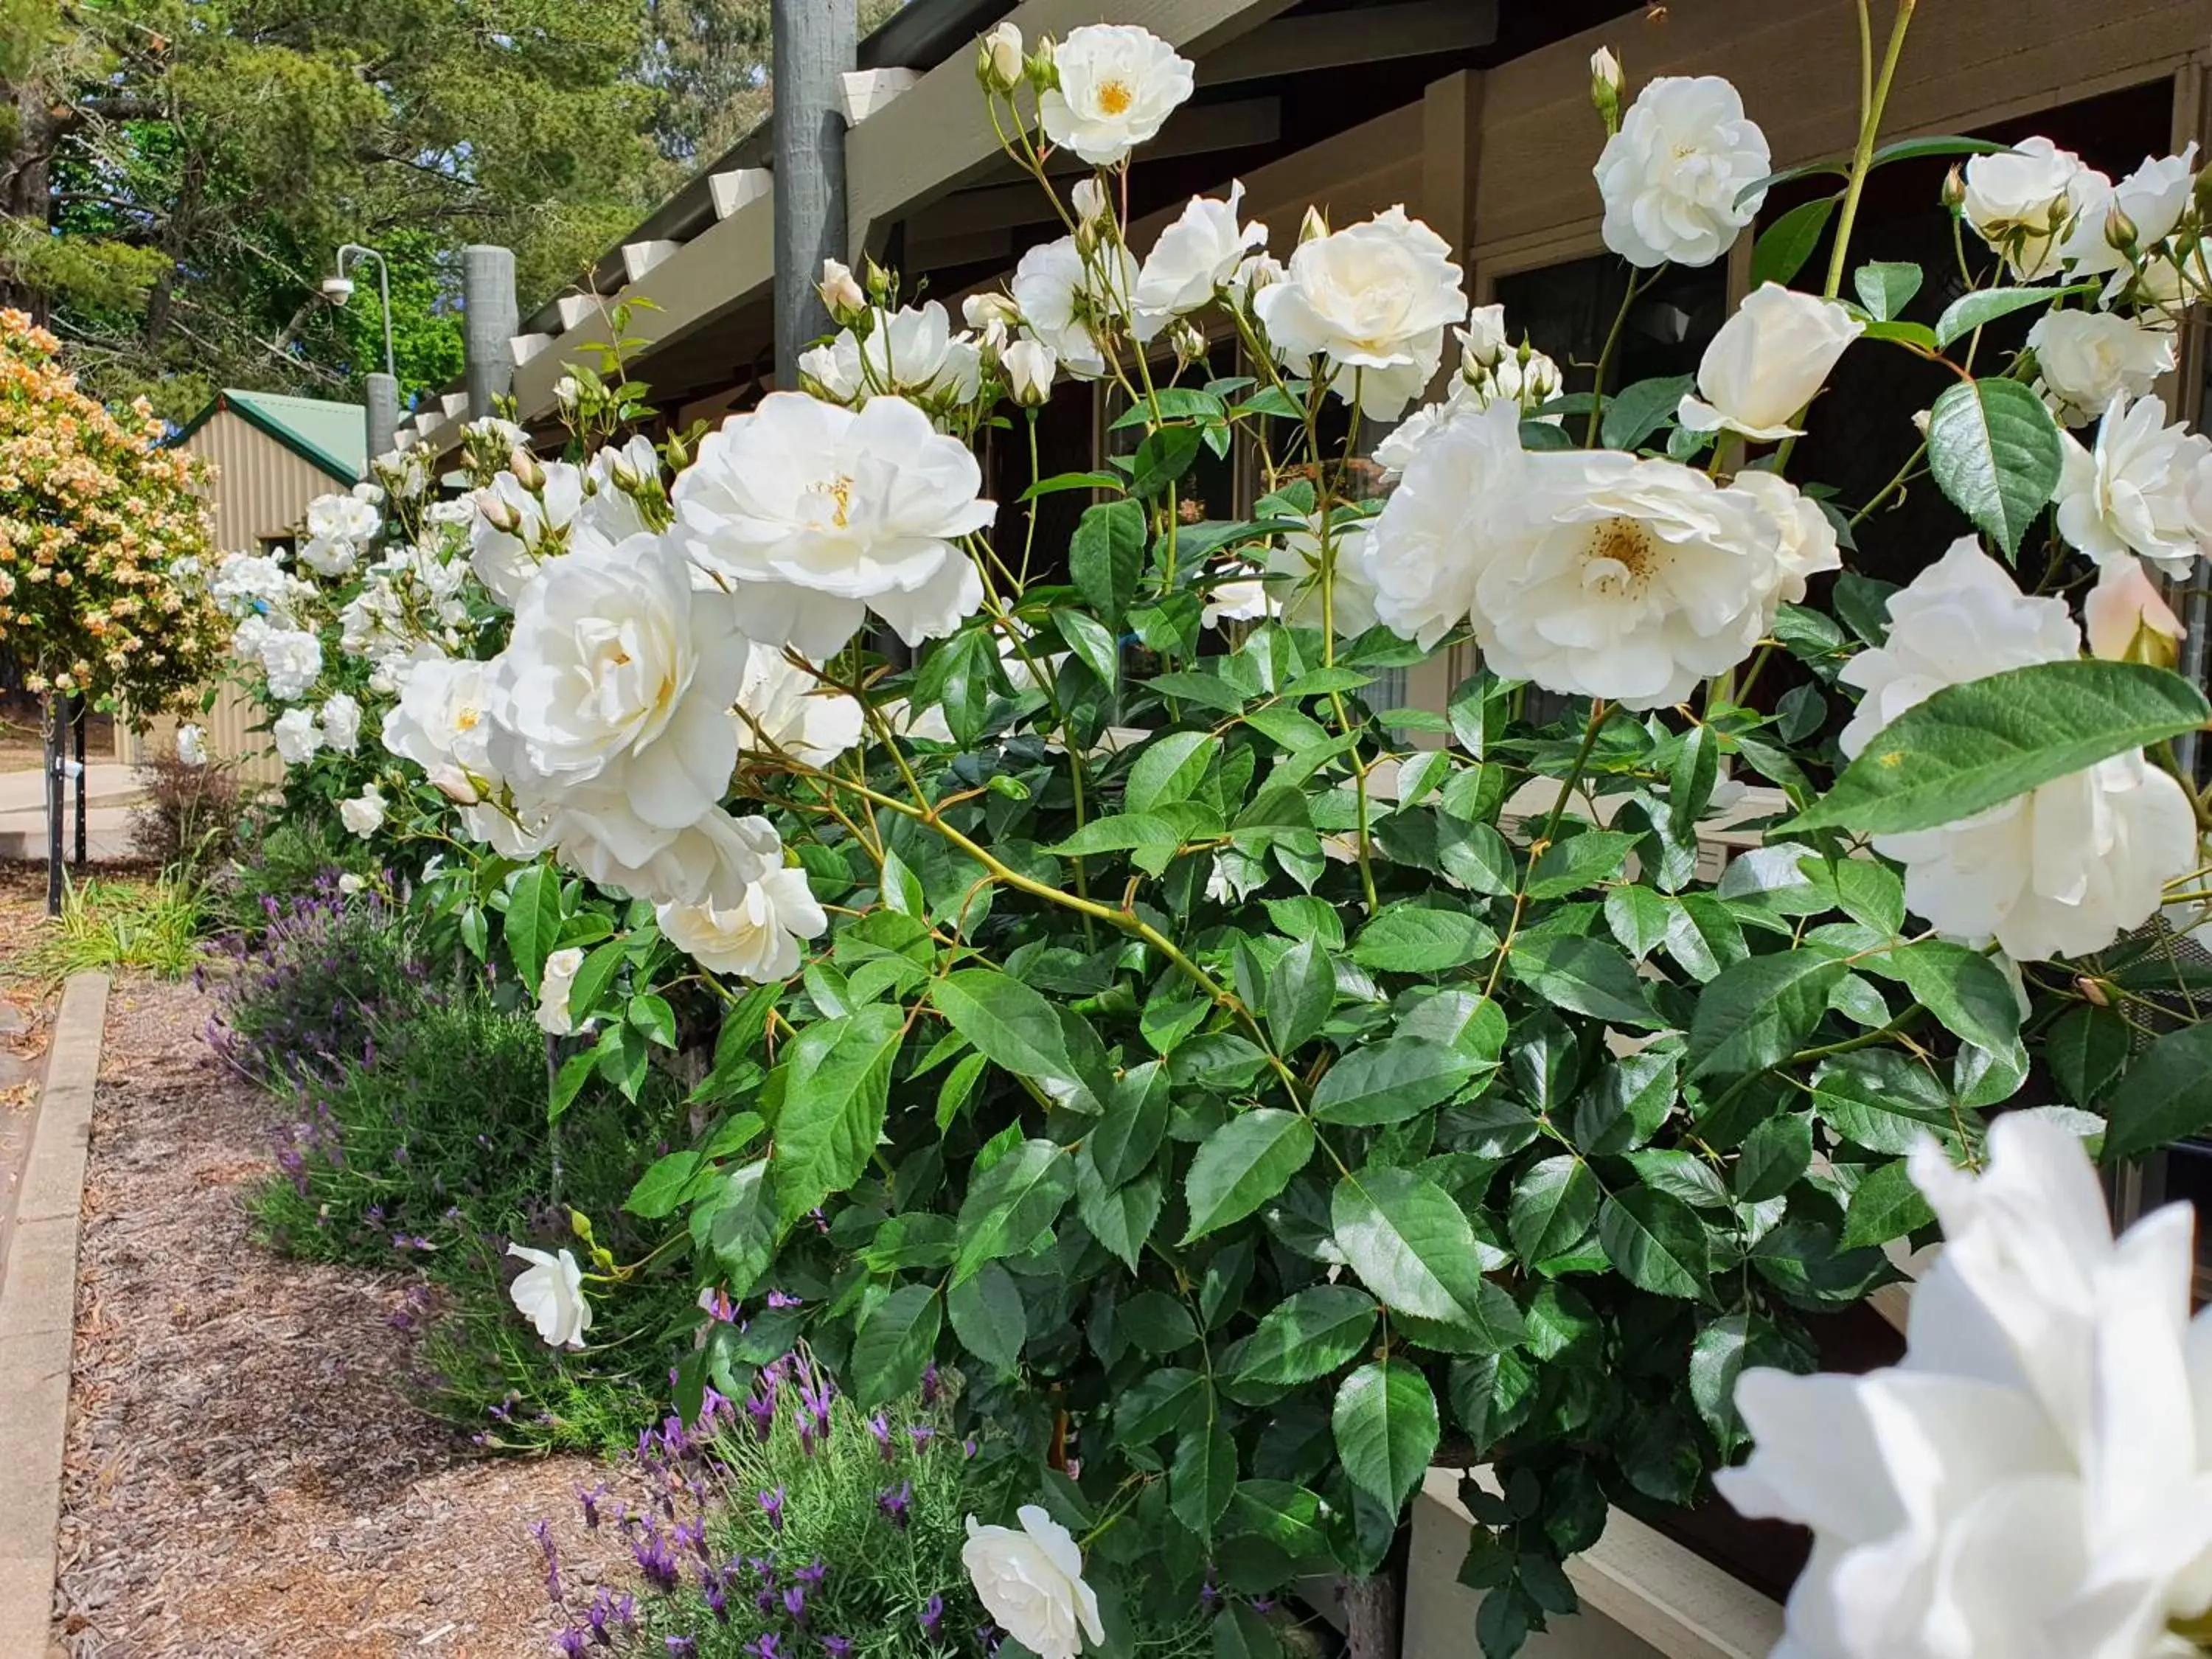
[657,863,828,984]
[536,946,585,1036]
[734,641,865,766]
[175,724,206,768]
[1677,282,1865,442]
[470,462,585,604]
[2084,556,2186,663]
[1131,181,1268,341]
[505,1243,593,1349]
[1012,236,1137,381]
[2054,392,2212,580]
[272,706,323,767]
[1962,136,2098,280]
[1595,75,1771,268]
[962,1506,1106,1659]
[319,692,362,756]
[1003,338,1057,406]
[1037,24,1194,166]
[2060,143,2200,277]
[338,785,386,839]
[2029,310,2177,428]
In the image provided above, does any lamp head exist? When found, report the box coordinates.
[321,274,355,306]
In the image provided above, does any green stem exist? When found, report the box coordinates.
[1820,0,1919,302]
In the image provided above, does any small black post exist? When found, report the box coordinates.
[72,695,86,869]
[43,692,62,915]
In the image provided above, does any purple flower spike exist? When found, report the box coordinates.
[795,1559,828,1590]
[784,1584,808,1624]
[920,1594,946,1638]
[908,1424,937,1452]
[745,1635,782,1659]
[577,1483,607,1529]
[921,1361,941,1405]
[759,1484,786,1532]
[530,1518,562,1605]
[745,1393,777,1441]
[665,1641,698,1658]
[820,1640,854,1659]
[767,1288,802,1310]
[877,1481,913,1529]
[552,1631,588,1658]
[868,1412,894,1460]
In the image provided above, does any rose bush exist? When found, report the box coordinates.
[220,13,2212,1657]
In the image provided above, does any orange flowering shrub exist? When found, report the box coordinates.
[0,308,226,714]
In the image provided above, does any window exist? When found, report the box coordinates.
[1491,254,1728,400]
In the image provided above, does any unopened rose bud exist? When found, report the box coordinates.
[1003,338,1056,406]
[509,447,544,493]
[1073,214,1102,257]
[477,493,521,535]
[863,257,894,305]
[1071,176,1110,226]
[610,457,643,493]
[1299,205,1329,244]
[2105,203,2141,256]
[428,763,481,805]
[1590,46,1623,129]
[1940,164,1966,214]
[818,258,866,323]
[1170,319,1208,366]
[2077,975,2111,1008]
[964,291,1020,333]
[1027,34,1057,91]
[2085,557,2185,670]
[552,375,580,410]
[976,21,1023,94]
[665,432,689,470]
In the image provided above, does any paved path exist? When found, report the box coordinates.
[0,768,139,864]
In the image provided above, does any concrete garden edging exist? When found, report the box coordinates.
[0,973,110,1657]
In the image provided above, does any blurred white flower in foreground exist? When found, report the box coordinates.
[1838,539,2196,960]
[1720,1114,2212,1659]
[506,1243,593,1349]
[962,1506,1105,1659]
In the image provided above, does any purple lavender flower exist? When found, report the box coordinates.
[868,1412,894,1460]
[673,1515,708,1560]
[759,1485,786,1532]
[908,1424,937,1452]
[703,1576,731,1624]
[530,1518,562,1604]
[920,1361,941,1405]
[877,1481,913,1530]
[664,1642,697,1658]
[552,1631,588,1658]
[745,1392,777,1441]
[784,1585,808,1624]
[630,1520,681,1591]
[920,1595,946,1638]
[818,1641,853,1659]
[795,1559,827,1590]
[577,1484,608,1529]
[766,1289,802,1309]
[745,1635,782,1659]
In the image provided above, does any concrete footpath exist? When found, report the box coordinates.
[0,767,139,863]
[0,973,108,1657]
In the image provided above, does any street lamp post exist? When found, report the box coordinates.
[325,243,399,461]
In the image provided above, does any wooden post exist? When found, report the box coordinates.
[771,0,858,387]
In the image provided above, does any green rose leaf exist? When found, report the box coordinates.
[2104,1021,2212,1163]
[503,860,563,991]
[1232,1285,1380,1389]
[1266,936,1335,1055]
[1312,1037,1483,1126]
[1069,498,1146,625]
[1687,945,1848,1079]
[1792,661,2210,835]
[850,1282,942,1407]
[1332,1360,1440,1513]
[947,1260,1027,1374]
[1182,1110,1315,1241]
[1924,375,2062,558]
[772,1004,905,1221]
[1506,1155,1600,1267]
[1333,1166,1526,1352]
[954,1138,1075,1282]
[1597,1186,1710,1298]
[1841,1157,1935,1248]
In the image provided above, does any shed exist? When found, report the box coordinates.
[119,389,368,776]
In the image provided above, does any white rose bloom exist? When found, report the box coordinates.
[296,534,358,577]
[489,529,747,840]
[1838,539,2196,960]
[1366,400,1534,649]
[2029,310,2178,427]
[535,946,585,1035]
[2054,392,2212,579]
[1037,24,1194,166]
[272,706,322,766]
[2085,556,2186,664]
[461,415,529,452]
[1003,338,1057,406]
[1677,283,1865,442]
[2060,143,2200,277]
[811,303,984,406]
[962,1506,1106,1659]
[175,724,206,768]
[1260,514,1380,636]
[383,655,498,779]
[1011,236,1137,381]
[734,641,865,765]
[1466,347,1565,417]
[505,1243,593,1349]
[1253,205,1468,420]
[1200,568,1270,630]
[657,866,828,984]
[306,491,380,543]
[675,392,996,656]
[338,785,386,838]
[1962,136,2098,280]
[1131,181,1268,340]
[1594,76,1772,268]
[319,692,362,756]
[258,627,324,701]
[545,801,779,909]
[337,872,366,895]
[1720,1115,2212,1659]
[799,340,856,401]
[470,462,585,604]
[1729,468,1843,606]
[1458,302,1511,367]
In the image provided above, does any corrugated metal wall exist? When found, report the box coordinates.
[117,408,347,783]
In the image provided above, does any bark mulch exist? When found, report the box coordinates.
[49,974,644,1658]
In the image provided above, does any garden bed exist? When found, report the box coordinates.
[49,973,638,1658]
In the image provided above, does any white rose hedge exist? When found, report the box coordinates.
[218,15,2212,1658]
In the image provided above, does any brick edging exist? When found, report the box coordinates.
[0,973,110,1658]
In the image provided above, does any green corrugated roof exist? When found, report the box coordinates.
[172,389,368,484]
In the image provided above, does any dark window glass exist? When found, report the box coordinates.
[1491,255,1728,398]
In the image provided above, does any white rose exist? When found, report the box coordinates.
[175,723,206,768]
[1131,181,1267,341]
[2028,310,2177,427]
[319,692,361,756]
[1595,75,1771,268]
[2084,555,2185,664]
[978,21,1023,93]
[1037,24,1194,167]
[657,865,828,984]
[798,340,855,401]
[470,462,585,604]
[818,257,866,317]
[535,946,585,1035]
[337,872,366,895]
[2060,142,2200,277]
[488,528,748,837]
[1253,205,1467,420]
[272,706,322,766]
[339,785,386,838]
[1838,538,2196,959]
[1260,513,1379,636]
[1011,236,1136,380]
[306,491,379,543]
[258,627,324,702]
[1728,468,1843,606]
[505,1243,593,1349]
[961,1506,1105,1659]
[1720,1116,2212,1659]
[1068,177,1110,226]
[2054,392,2212,579]
[545,801,777,909]
[734,641,864,766]
[1371,394,1461,481]
[1962,136,2097,279]
[1003,338,1057,406]
[1366,400,1534,648]
[1457,303,1511,369]
[383,655,498,780]
[1677,282,1864,442]
[297,534,358,577]
[675,392,996,656]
